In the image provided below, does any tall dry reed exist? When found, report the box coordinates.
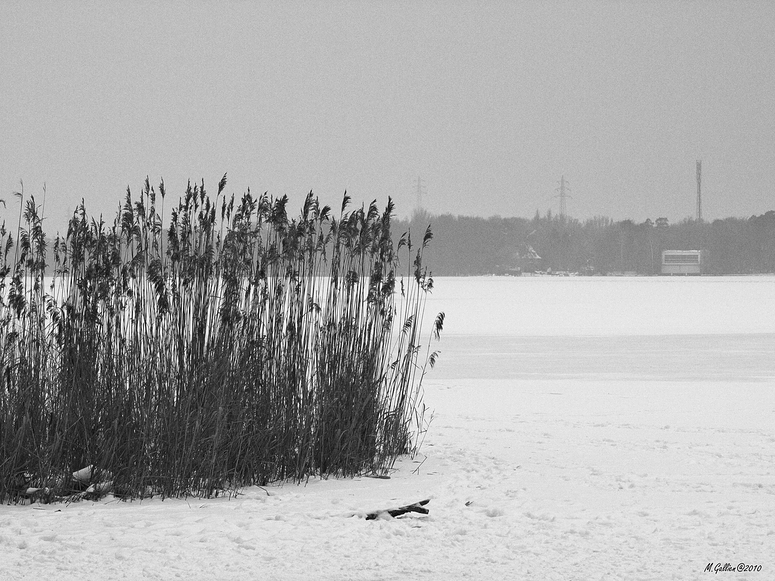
[0,177,442,502]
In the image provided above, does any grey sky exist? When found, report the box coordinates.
[2,1,774,234]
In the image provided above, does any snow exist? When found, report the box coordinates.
[2,276,774,580]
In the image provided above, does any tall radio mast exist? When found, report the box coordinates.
[696,160,702,222]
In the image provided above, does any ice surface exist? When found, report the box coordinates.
[423,275,775,336]
[433,333,775,382]
[2,276,773,580]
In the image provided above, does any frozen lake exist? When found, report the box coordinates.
[424,276,775,382]
[432,333,775,382]
[424,275,775,336]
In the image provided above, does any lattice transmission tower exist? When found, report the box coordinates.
[554,175,572,219]
[414,176,427,216]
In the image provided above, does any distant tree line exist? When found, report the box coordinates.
[396,209,775,276]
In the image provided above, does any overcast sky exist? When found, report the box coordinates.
[2,1,774,233]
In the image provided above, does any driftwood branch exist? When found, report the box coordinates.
[365,499,430,520]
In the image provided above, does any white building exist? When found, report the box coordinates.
[661,250,702,275]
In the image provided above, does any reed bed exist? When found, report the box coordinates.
[0,177,442,502]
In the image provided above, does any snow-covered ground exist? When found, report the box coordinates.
[2,276,774,580]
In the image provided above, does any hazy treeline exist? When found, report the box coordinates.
[398,210,775,275]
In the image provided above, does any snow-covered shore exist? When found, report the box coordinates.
[2,277,774,580]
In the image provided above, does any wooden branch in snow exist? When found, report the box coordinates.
[365,499,430,520]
